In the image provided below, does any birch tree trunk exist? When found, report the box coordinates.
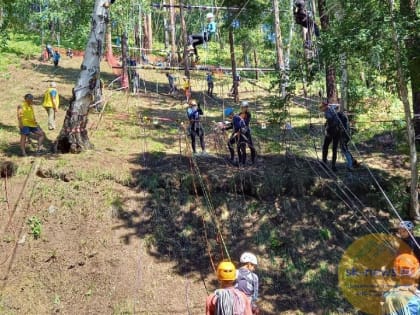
[55,0,113,153]
[229,28,239,103]
[169,0,177,64]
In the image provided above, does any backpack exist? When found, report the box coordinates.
[214,288,246,315]
[325,107,341,133]
[236,268,257,298]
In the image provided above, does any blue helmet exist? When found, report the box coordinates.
[224,107,234,117]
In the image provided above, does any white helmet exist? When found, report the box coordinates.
[240,252,258,265]
[240,101,249,108]
[206,12,214,19]
[400,221,414,230]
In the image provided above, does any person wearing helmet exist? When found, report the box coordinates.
[397,221,420,261]
[383,253,420,314]
[239,101,256,165]
[206,261,252,315]
[188,12,217,62]
[17,94,45,156]
[187,99,206,155]
[320,102,341,172]
[223,107,248,166]
[236,252,260,314]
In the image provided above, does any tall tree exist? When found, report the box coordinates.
[318,0,338,104]
[400,0,420,138]
[55,0,114,153]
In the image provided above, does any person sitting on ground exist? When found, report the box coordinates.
[17,94,45,156]
[223,107,248,166]
[187,99,206,155]
[397,221,420,262]
[294,0,320,37]
[53,50,61,67]
[206,71,214,97]
[236,252,260,315]
[320,102,341,172]
[182,76,191,102]
[382,253,420,314]
[42,82,59,130]
[206,261,252,315]
[239,101,256,165]
[337,109,359,171]
[188,12,217,62]
[166,73,176,95]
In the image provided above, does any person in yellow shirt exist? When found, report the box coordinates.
[182,76,191,102]
[17,94,45,156]
[42,81,59,130]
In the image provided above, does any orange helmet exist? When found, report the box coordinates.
[217,261,236,281]
[394,253,419,276]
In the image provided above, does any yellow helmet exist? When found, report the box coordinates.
[217,261,236,281]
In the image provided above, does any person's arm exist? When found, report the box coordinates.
[50,90,58,111]
[197,105,203,116]
[252,274,259,303]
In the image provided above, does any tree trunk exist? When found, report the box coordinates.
[121,32,129,89]
[272,0,285,71]
[105,18,112,60]
[147,13,153,49]
[143,13,153,50]
[253,49,259,80]
[340,53,348,111]
[179,0,190,77]
[391,0,419,219]
[229,28,239,103]
[169,0,177,64]
[55,0,113,153]
[400,0,420,138]
[318,0,338,104]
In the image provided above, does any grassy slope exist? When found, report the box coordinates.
[0,37,414,315]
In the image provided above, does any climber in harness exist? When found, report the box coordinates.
[239,101,256,165]
[206,261,252,315]
[320,102,341,172]
[187,99,206,155]
[337,110,360,171]
[294,0,320,49]
[235,252,260,315]
[382,253,420,315]
[188,12,217,62]
[223,107,249,166]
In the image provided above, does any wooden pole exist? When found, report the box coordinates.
[253,49,259,80]
[229,28,238,102]
[169,0,177,64]
[272,0,285,71]
[121,32,129,89]
[179,0,190,78]
[163,0,169,49]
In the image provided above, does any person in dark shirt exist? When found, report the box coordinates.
[239,101,256,164]
[337,110,359,171]
[223,107,248,166]
[320,102,341,172]
[187,99,206,155]
[398,221,420,261]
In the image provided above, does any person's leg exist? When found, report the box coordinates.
[331,134,340,171]
[20,134,27,156]
[199,128,205,152]
[322,134,332,163]
[191,34,204,57]
[190,131,197,153]
[247,133,256,163]
[33,128,45,151]
[228,135,236,160]
[238,140,246,165]
[46,107,53,130]
[340,139,353,168]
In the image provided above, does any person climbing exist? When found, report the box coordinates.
[206,261,253,315]
[17,94,45,156]
[187,99,206,155]
[182,76,191,102]
[223,107,248,166]
[382,253,420,314]
[294,0,320,38]
[42,82,59,130]
[53,50,61,67]
[188,12,217,62]
[337,110,360,171]
[236,252,260,315]
[397,221,420,262]
[320,102,341,172]
[166,73,176,95]
[239,101,256,165]
[207,71,214,97]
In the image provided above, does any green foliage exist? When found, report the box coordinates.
[27,215,42,239]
